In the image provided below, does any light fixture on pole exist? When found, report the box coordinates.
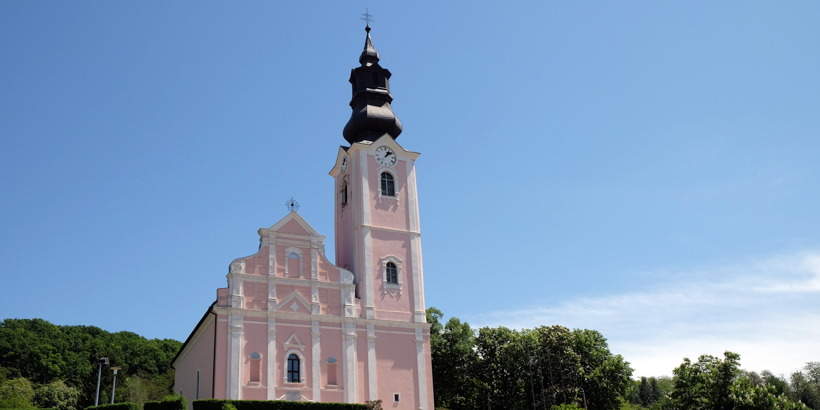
[110,367,121,404]
[578,387,588,410]
[95,357,108,406]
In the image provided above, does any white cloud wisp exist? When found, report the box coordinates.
[468,251,820,377]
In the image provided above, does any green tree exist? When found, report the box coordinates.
[730,376,808,410]
[33,380,81,410]
[427,308,479,410]
[0,377,35,409]
[669,351,808,410]
[0,318,182,410]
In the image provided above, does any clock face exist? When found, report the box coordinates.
[340,155,348,173]
[375,146,397,167]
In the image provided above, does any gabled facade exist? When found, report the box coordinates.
[173,25,434,410]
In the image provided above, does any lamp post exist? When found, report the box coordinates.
[110,367,121,404]
[95,357,108,406]
[578,387,588,410]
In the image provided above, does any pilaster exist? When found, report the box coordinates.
[311,321,321,401]
[341,322,358,403]
[227,315,244,399]
[415,328,428,410]
[266,318,276,400]
[367,325,377,401]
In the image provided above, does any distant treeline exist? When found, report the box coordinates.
[427,308,820,410]
[0,318,182,410]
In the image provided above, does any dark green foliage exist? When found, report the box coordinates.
[427,308,479,410]
[84,403,139,410]
[144,396,188,410]
[192,399,368,410]
[427,308,633,410]
[0,319,181,410]
[626,376,672,409]
[669,352,809,410]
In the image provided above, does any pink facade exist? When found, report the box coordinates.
[173,134,434,409]
[174,25,433,409]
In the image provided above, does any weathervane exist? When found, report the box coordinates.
[285,197,300,212]
[361,8,374,26]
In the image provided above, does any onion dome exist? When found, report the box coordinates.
[343,25,403,144]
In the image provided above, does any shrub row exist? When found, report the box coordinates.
[85,403,139,410]
[193,399,368,410]
[144,396,188,410]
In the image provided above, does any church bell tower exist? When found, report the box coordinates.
[330,25,426,324]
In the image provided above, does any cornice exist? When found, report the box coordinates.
[211,307,431,330]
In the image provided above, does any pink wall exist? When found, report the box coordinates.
[243,246,269,276]
[214,318,227,399]
[370,230,413,320]
[319,327,343,389]
[273,323,314,400]
[242,319,268,387]
[174,315,217,409]
[367,156,409,232]
[216,288,228,307]
[243,282,267,311]
[375,331,418,409]
[318,252,340,282]
[335,170,355,272]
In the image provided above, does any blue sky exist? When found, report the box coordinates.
[1,2,818,378]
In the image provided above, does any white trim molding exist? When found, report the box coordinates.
[282,348,306,384]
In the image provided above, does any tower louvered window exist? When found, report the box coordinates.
[386,262,398,284]
[380,172,395,196]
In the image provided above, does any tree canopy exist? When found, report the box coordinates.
[0,318,181,410]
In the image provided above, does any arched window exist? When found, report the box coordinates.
[327,357,337,386]
[386,262,398,284]
[372,72,379,87]
[195,370,200,399]
[341,180,348,206]
[287,354,300,383]
[249,352,261,383]
[380,172,395,196]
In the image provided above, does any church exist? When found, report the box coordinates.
[172,25,434,410]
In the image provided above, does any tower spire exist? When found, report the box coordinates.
[343,24,403,144]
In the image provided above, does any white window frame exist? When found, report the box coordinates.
[283,349,306,384]
[377,168,400,200]
[381,256,402,289]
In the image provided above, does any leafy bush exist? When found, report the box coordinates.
[85,402,139,410]
[144,396,187,410]
[33,381,80,410]
[193,399,368,410]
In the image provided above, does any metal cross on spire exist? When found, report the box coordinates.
[361,8,375,26]
[285,197,300,212]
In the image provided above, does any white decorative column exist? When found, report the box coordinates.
[415,328,428,409]
[227,315,244,399]
[266,318,276,400]
[367,325,377,401]
[358,149,375,319]
[410,235,425,323]
[341,322,358,403]
[362,227,375,319]
[311,321,321,401]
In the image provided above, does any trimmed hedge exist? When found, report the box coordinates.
[85,403,139,410]
[145,396,188,410]
[193,399,368,410]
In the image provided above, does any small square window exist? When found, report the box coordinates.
[394,393,400,403]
